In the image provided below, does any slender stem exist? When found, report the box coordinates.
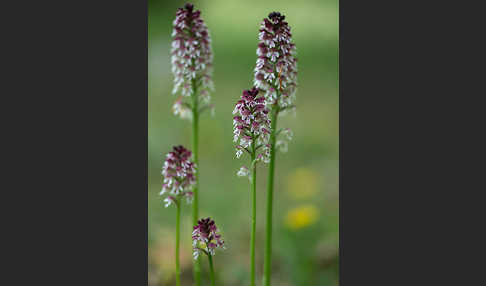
[191,79,201,286]
[208,254,216,286]
[263,108,278,286]
[175,204,181,286]
[250,144,257,286]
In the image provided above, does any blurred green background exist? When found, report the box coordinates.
[148,0,338,285]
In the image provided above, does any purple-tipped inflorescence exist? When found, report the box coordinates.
[171,3,214,119]
[232,87,271,171]
[192,217,225,259]
[160,145,196,207]
[254,11,297,110]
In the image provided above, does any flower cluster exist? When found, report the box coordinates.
[253,11,297,110]
[171,3,214,119]
[192,217,225,259]
[233,87,271,170]
[160,145,196,207]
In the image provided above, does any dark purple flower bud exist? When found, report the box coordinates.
[233,116,243,123]
[184,3,194,12]
[252,121,259,129]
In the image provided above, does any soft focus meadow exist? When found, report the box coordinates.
[148,0,338,285]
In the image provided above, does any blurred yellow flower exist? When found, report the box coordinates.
[285,205,319,230]
[286,167,320,199]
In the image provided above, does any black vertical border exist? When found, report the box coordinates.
[8,0,151,284]
[4,0,150,282]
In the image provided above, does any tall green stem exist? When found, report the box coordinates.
[175,204,181,286]
[191,80,201,286]
[263,108,278,286]
[208,254,216,286]
[250,144,257,286]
